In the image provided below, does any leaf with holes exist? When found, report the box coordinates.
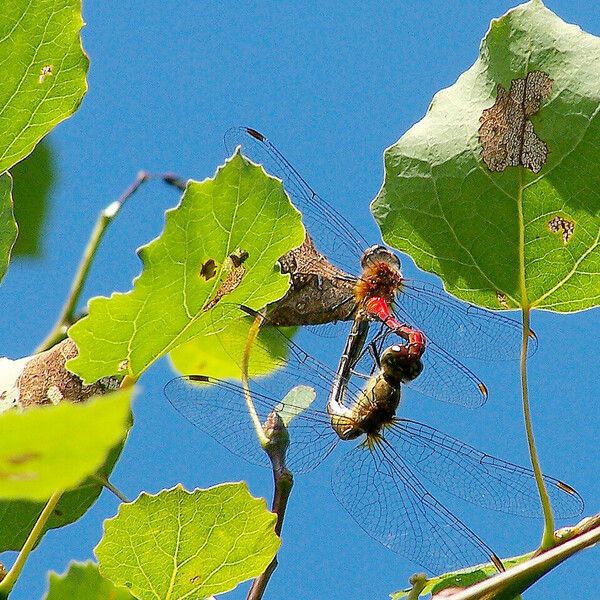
[95,483,280,600]
[0,389,131,500]
[44,562,135,600]
[0,0,88,174]
[372,0,600,312]
[68,151,304,384]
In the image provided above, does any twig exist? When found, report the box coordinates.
[93,473,131,503]
[0,491,63,598]
[444,517,600,600]
[37,171,188,353]
[247,444,294,600]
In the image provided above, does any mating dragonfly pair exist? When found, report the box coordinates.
[164,128,583,574]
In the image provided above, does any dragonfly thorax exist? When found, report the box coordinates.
[328,371,401,441]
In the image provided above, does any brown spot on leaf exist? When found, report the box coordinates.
[200,259,217,280]
[7,452,40,465]
[496,292,509,309]
[190,575,202,584]
[229,248,249,268]
[479,71,553,173]
[0,471,36,481]
[548,215,574,244]
[203,251,249,311]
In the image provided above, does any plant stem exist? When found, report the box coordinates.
[93,473,130,503]
[0,491,62,598]
[37,171,187,353]
[246,462,293,600]
[441,518,600,600]
[520,307,555,549]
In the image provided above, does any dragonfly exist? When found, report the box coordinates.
[224,127,537,409]
[165,304,583,574]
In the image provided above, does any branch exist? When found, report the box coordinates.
[246,421,294,600]
[38,171,188,353]
[440,515,600,600]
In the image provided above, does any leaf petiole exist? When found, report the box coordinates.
[0,491,63,599]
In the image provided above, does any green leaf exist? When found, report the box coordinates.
[10,141,53,257]
[68,151,304,384]
[169,310,296,379]
[390,554,531,599]
[0,437,126,552]
[45,561,135,600]
[0,173,16,282]
[0,0,88,173]
[0,388,131,500]
[275,385,317,426]
[95,483,280,600]
[372,0,600,312]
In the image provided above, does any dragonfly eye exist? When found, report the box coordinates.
[380,345,423,383]
[361,245,401,272]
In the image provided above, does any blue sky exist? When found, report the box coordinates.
[1,1,599,598]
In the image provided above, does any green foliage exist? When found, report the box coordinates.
[0,389,131,500]
[170,308,296,379]
[0,0,88,174]
[0,174,16,282]
[275,385,317,426]
[95,483,280,600]
[372,0,600,312]
[10,141,54,257]
[391,555,531,599]
[68,151,305,384]
[0,439,126,552]
[44,562,135,600]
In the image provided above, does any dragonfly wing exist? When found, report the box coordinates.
[224,127,366,273]
[408,340,488,408]
[392,420,584,519]
[358,324,487,408]
[164,376,337,474]
[397,280,535,360]
[331,438,497,573]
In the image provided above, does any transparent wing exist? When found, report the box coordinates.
[224,127,367,273]
[331,438,498,573]
[164,376,338,474]
[354,325,488,408]
[391,420,584,518]
[410,341,487,407]
[397,279,537,360]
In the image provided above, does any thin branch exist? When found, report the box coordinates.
[37,171,188,353]
[444,517,600,600]
[93,473,130,503]
[247,449,293,600]
[0,491,63,598]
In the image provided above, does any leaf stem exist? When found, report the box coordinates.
[0,491,63,598]
[92,473,130,503]
[520,307,555,549]
[240,312,269,445]
[37,171,187,353]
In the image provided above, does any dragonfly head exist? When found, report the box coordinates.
[380,344,424,385]
[361,245,401,273]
